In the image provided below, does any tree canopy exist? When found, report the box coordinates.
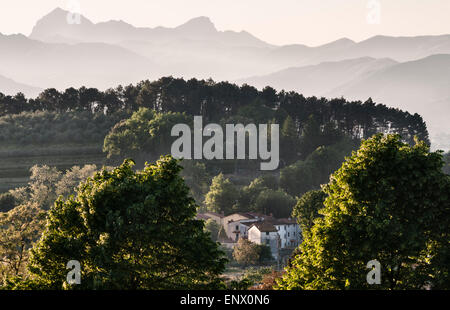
[233,239,272,266]
[203,173,239,215]
[25,156,227,289]
[277,134,450,290]
[292,190,326,233]
[1,77,429,147]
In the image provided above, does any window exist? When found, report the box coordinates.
[265,239,270,245]
[266,232,269,236]
[235,225,239,230]
[288,232,290,237]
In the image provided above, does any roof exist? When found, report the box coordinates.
[204,211,224,218]
[234,212,256,219]
[195,213,210,221]
[247,212,272,219]
[250,221,278,233]
[270,218,297,225]
[227,212,273,220]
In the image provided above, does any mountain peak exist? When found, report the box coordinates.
[176,16,217,33]
[33,7,93,27]
[318,37,356,49]
[41,7,72,20]
[30,7,94,41]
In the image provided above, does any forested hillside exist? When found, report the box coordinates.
[0,77,429,195]
[0,110,128,192]
[0,77,429,142]
[0,78,447,291]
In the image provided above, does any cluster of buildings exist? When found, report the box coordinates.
[196,211,301,260]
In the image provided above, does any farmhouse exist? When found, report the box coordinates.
[248,222,280,259]
[197,211,302,260]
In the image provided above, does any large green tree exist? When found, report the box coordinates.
[103,108,191,164]
[253,189,295,218]
[0,203,45,283]
[203,173,239,215]
[292,190,326,233]
[204,219,221,242]
[277,134,450,290]
[26,156,226,289]
[232,239,272,266]
[280,138,358,197]
[444,152,450,175]
[280,115,300,165]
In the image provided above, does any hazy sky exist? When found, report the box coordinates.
[1,0,449,46]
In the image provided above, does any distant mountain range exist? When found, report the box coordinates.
[0,74,42,98]
[239,57,399,98]
[0,7,449,150]
[0,31,158,93]
[239,54,450,151]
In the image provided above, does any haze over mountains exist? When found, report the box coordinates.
[0,7,449,150]
[0,74,42,98]
[240,55,450,150]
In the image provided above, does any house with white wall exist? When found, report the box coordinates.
[248,222,281,259]
[272,218,301,248]
[197,211,302,259]
[222,212,272,240]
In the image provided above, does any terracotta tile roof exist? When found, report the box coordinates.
[204,211,224,218]
[196,213,210,221]
[234,212,256,219]
[250,221,278,232]
[270,218,297,225]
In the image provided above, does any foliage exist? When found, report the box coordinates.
[235,175,294,217]
[226,267,276,290]
[256,244,274,263]
[280,115,300,165]
[27,165,61,210]
[204,219,221,242]
[444,152,450,175]
[0,203,46,284]
[103,108,191,164]
[253,189,295,218]
[180,160,210,205]
[0,110,125,146]
[9,164,97,211]
[55,165,99,199]
[250,270,284,290]
[292,190,326,233]
[280,137,359,197]
[203,173,239,215]
[232,239,272,267]
[242,267,273,284]
[235,177,269,212]
[26,156,227,289]
[276,134,450,290]
[227,277,254,290]
[233,239,260,267]
[1,79,429,147]
[0,192,16,213]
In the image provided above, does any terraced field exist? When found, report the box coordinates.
[0,144,106,193]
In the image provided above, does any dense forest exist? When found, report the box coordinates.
[0,76,430,191]
[0,77,433,208]
[0,77,429,144]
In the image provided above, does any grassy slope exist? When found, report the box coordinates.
[0,144,106,192]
